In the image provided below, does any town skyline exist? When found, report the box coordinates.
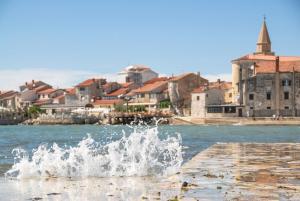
[0,0,299,90]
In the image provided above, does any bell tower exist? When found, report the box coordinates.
[255,16,274,55]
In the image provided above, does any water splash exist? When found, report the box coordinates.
[5,126,182,179]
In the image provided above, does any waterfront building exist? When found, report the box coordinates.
[41,78,104,114]
[19,80,52,108]
[232,18,300,117]
[168,73,208,116]
[191,83,240,118]
[128,77,169,112]
[118,65,158,86]
[92,99,124,110]
[34,88,65,106]
[0,90,21,111]
[209,79,232,104]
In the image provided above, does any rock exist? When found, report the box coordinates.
[182,181,188,188]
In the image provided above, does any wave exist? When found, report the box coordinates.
[5,126,182,179]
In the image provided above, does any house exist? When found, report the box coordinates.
[168,73,208,116]
[191,86,241,118]
[128,78,169,111]
[34,88,65,106]
[92,99,124,110]
[209,79,232,104]
[231,18,300,117]
[0,90,21,111]
[64,78,104,106]
[41,79,104,114]
[102,82,122,94]
[19,80,52,108]
[118,65,158,86]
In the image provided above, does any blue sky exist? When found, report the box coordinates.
[0,0,299,89]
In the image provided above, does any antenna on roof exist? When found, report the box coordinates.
[263,14,266,21]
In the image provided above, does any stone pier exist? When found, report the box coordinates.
[148,143,300,200]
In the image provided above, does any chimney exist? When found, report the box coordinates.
[197,71,201,77]
[217,79,221,84]
[25,82,28,86]
[32,80,35,84]
[276,56,279,72]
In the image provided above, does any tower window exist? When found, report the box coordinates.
[282,80,291,86]
[284,92,289,100]
[249,94,254,100]
[196,96,200,101]
[266,92,271,100]
[267,106,271,110]
[284,106,289,110]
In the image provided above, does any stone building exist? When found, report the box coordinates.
[129,78,169,112]
[209,79,232,104]
[232,18,300,117]
[168,73,208,116]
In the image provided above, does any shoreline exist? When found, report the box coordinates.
[171,116,300,126]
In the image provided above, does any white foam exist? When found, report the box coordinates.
[5,127,182,179]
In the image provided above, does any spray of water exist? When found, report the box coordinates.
[5,126,182,179]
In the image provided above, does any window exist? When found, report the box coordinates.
[249,94,254,100]
[282,80,291,86]
[284,92,289,100]
[229,93,232,98]
[250,107,254,110]
[224,107,236,113]
[207,107,222,113]
[266,92,271,100]
[267,106,271,110]
[284,106,289,110]
[141,94,145,98]
[79,87,85,91]
[196,96,200,101]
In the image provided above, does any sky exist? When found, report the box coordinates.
[0,0,299,90]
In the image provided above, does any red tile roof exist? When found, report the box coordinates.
[76,78,99,87]
[0,91,18,99]
[93,99,123,105]
[120,82,134,88]
[106,88,129,97]
[65,88,76,94]
[233,54,300,73]
[191,86,208,93]
[143,77,169,84]
[169,73,194,81]
[37,88,57,95]
[34,85,52,92]
[33,99,52,106]
[209,81,232,90]
[133,81,167,93]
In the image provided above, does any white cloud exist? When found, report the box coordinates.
[0,68,120,91]
[0,68,232,91]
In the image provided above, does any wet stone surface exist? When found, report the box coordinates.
[147,143,300,201]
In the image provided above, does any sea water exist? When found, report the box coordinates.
[0,125,300,200]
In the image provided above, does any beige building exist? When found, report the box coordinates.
[129,78,169,111]
[232,18,300,117]
[168,73,208,116]
[209,79,232,104]
[191,85,240,118]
